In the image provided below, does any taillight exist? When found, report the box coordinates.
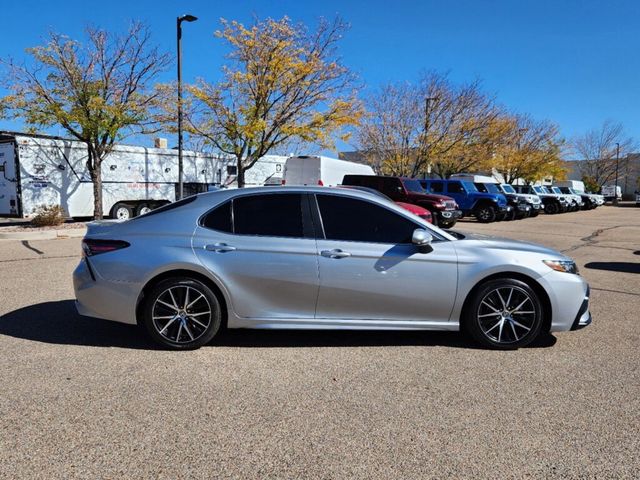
[82,239,130,256]
[318,179,324,186]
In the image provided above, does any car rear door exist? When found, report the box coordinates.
[192,192,320,320]
[312,193,458,324]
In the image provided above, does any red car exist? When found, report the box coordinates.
[395,201,433,224]
[338,186,433,224]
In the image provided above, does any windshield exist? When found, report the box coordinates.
[501,184,516,193]
[483,183,500,194]
[551,187,562,194]
[402,179,426,193]
[533,186,548,194]
[462,181,478,192]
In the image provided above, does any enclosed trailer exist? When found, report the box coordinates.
[282,155,375,186]
[0,132,234,219]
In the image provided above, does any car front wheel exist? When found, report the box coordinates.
[475,205,496,223]
[143,277,222,350]
[463,278,544,349]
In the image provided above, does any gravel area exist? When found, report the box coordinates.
[0,206,638,479]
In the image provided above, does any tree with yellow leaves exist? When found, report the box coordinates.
[179,16,362,186]
[1,23,169,219]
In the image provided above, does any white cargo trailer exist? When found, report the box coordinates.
[0,132,234,219]
[282,155,375,186]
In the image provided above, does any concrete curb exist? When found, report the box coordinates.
[0,228,86,241]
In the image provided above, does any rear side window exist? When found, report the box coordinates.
[316,194,418,244]
[429,182,444,193]
[201,201,232,232]
[234,193,306,238]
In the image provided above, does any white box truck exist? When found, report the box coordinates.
[0,132,234,219]
[282,155,374,186]
[601,185,622,202]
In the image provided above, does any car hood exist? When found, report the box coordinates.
[456,232,565,257]
[405,192,455,203]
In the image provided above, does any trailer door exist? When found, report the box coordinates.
[0,142,19,216]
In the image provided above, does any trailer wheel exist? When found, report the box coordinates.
[136,204,152,216]
[113,203,133,220]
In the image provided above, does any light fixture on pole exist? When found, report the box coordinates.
[177,14,198,200]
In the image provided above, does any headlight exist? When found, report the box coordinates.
[543,260,579,274]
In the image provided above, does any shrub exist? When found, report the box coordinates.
[31,205,66,227]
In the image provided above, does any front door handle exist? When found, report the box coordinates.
[205,243,237,253]
[321,249,351,259]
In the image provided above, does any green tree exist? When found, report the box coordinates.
[170,16,362,187]
[1,23,169,219]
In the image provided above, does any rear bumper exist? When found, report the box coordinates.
[73,259,139,325]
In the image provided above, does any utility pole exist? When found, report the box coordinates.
[177,14,198,200]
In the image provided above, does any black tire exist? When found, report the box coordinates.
[529,209,539,217]
[429,212,439,228]
[112,203,133,220]
[135,203,152,217]
[475,205,497,223]
[142,277,222,350]
[463,278,544,349]
[545,202,559,215]
[440,219,457,229]
[506,208,518,221]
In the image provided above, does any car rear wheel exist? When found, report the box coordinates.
[463,278,543,349]
[143,277,222,350]
[475,205,496,223]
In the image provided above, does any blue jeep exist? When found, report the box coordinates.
[420,179,510,223]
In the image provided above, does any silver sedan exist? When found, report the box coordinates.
[73,187,591,350]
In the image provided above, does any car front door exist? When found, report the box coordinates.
[192,192,320,320]
[312,193,459,324]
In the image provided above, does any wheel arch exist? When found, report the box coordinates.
[135,268,229,329]
[460,271,552,334]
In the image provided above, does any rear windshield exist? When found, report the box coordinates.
[131,195,197,220]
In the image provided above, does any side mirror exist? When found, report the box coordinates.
[412,229,433,253]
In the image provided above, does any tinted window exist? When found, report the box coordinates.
[202,200,232,232]
[317,194,418,244]
[403,179,425,193]
[234,194,305,238]
[448,182,463,193]
[381,177,400,196]
[429,182,444,193]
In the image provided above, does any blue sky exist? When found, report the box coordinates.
[1,0,638,154]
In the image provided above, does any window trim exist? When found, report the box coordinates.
[312,192,447,245]
[199,191,315,240]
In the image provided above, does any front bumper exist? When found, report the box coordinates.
[438,209,462,221]
[571,286,592,330]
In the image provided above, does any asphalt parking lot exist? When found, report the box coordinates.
[0,207,638,479]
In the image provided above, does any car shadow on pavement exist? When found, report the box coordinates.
[0,300,558,350]
[584,261,640,274]
[0,300,156,349]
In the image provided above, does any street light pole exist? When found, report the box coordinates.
[614,142,620,205]
[177,14,198,200]
[423,96,437,178]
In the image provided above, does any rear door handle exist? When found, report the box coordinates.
[205,243,237,253]
[321,249,351,259]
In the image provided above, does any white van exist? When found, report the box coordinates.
[282,155,374,186]
[555,180,586,193]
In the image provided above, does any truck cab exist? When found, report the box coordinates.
[515,185,569,214]
[474,182,531,220]
[420,179,510,223]
[341,175,462,228]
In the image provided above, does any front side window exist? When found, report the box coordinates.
[316,194,418,244]
[447,182,463,193]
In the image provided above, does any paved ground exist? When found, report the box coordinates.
[0,206,638,479]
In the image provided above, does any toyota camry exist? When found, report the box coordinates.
[73,187,591,350]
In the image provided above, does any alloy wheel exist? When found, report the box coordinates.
[152,285,212,344]
[476,286,537,344]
